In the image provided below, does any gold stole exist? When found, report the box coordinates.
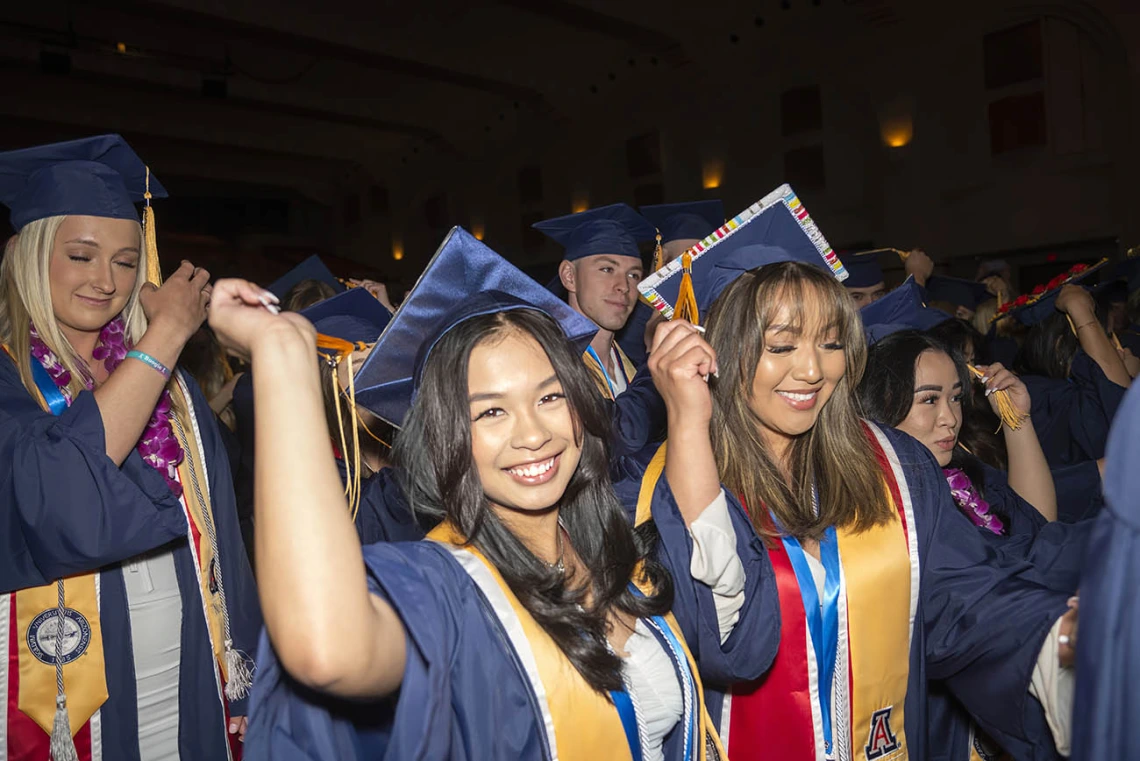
[426,522,632,761]
[14,372,231,737]
[582,344,638,401]
[636,441,912,759]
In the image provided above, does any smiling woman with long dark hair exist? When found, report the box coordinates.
[221,230,771,761]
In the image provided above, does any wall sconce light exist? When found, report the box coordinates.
[471,220,486,240]
[571,194,590,214]
[880,116,914,148]
[392,241,405,261]
[702,159,724,190]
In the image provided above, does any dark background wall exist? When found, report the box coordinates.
[3,0,1137,292]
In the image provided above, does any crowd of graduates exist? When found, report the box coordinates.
[0,134,1136,761]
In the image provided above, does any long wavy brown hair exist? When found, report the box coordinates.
[704,261,891,541]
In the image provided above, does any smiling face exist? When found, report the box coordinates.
[563,254,642,332]
[896,349,963,467]
[467,328,582,517]
[48,215,142,339]
[746,290,848,457]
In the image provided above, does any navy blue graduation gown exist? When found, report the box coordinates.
[0,357,261,759]
[608,364,667,458]
[1071,382,1140,761]
[1115,321,1140,357]
[354,467,429,544]
[1051,460,1104,523]
[1021,351,1127,468]
[615,301,654,367]
[230,370,257,562]
[245,539,718,761]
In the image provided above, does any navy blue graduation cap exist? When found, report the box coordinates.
[533,203,656,262]
[637,185,846,321]
[355,227,598,426]
[996,259,1109,327]
[841,251,886,289]
[639,200,724,244]
[926,275,992,311]
[0,134,166,231]
[267,255,347,300]
[300,287,392,359]
[858,276,952,345]
[1093,278,1128,304]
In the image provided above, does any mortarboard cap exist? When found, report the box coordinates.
[858,276,953,345]
[841,251,887,289]
[1094,278,1129,304]
[637,184,847,321]
[0,134,166,231]
[994,259,1109,327]
[267,255,347,300]
[926,275,993,312]
[355,227,598,426]
[639,200,725,244]
[532,203,656,262]
[300,287,392,360]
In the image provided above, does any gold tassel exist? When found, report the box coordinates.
[651,231,663,274]
[968,364,1028,431]
[142,167,163,287]
[1111,332,1125,353]
[673,251,700,327]
[317,334,366,522]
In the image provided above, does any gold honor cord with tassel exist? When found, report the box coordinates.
[143,166,163,287]
[316,334,372,522]
[968,365,1028,431]
[671,251,700,327]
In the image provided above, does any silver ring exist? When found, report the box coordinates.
[1058,634,1071,646]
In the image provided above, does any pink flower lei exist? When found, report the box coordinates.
[943,468,1003,535]
[29,318,184,497]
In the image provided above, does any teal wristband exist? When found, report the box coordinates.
[126,350,171,379]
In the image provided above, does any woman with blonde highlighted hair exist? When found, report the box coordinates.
[0,136,259,761]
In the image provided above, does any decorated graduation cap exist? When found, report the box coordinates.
[639,200,725,244]
[637,184,847,324]
[355,227,598,427]
[533,203,657,262]
[300,287,392,358]
[0,134,167,284]
[859,276,952,345]
[267,254,347,300]
[925,275,992,312]
[994,259,1109,327]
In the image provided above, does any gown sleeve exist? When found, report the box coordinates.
[615,301,653,367]
[884,428,1073,759]
[622,446,780,687]
[1023,350,1127,468]
[608,364,667,458]
[980,462,1048,539]
[183,373,263,715]
[0,355,188,594]
[1051,459,1104,523]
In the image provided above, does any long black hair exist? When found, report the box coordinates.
[392,308,673,695]
[858,330,1009,506]
[1014,310,1089,379]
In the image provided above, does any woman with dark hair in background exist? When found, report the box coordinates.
[1005,273,1130,469]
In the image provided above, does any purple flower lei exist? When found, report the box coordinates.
[943,468,1003,535]
[29,319,184,497]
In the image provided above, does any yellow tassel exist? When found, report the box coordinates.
[968,364,1028,431]
[673,251,700,327]
[651,231,664,274]
[142,167,163,287]
[1111,332,1125,353]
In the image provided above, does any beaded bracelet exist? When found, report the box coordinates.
[126,350,171,380]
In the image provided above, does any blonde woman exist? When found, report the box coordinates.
[0,136,259,761]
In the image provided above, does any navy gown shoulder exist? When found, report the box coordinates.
[615,300,652,367]
[356,467,432,544]
[1051,459,1104,523]
[607,363,666,458]
[0,351,187,593]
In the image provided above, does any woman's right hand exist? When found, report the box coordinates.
[648,319,718,425]
[207,278,313,361]
[140,261,212,343]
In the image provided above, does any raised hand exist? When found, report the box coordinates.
[139,261,212,344]
[647,319,718,425]
[974,362,1030,416]
[207,278,313,362]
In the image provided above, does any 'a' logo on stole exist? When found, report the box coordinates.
[865,706,901,760]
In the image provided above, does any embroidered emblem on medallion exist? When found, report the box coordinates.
[865,706,901,760]
[27,608,92,665]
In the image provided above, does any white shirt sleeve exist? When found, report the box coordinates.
[1028,615,1074,757]
[687,489,746,644]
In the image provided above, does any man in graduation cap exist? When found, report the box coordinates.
[534,204,666,456]
[613,200,725,365]
[841,248,934,308]
[926,274,993,321]
[0,135,259,760]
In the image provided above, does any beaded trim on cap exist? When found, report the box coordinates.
[990,258,1109,324]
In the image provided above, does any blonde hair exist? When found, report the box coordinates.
[704,262,893,541]
[0,215,148,399]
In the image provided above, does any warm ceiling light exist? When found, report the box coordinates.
[471,220,485,240]
[571,194,589,214]
[392,241,404,261]
[116,42,127,54]
[702,159,724,190]
[882,119,913,148]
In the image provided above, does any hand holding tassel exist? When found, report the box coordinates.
[970,363,1030,430]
